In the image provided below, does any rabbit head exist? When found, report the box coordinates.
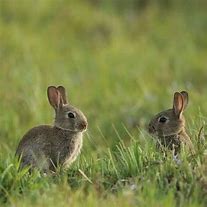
[47,86,88,132]
[148,91,189,137]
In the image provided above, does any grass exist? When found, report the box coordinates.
[0,0,207,206]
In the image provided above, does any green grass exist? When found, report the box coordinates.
[0,0,207,206]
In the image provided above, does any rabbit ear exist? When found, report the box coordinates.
[47,86,62,109]
[180,91,188,110]
[173,92,184,118]
[57,86,68,104]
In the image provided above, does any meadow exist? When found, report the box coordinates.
[0,0,207,206]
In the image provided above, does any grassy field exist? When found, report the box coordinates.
[0,0,207,206]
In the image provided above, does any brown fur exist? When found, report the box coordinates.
[15,86,87,172]
[148,91,194,154]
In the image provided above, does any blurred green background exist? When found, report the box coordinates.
[1,0,207,152]
[0,1,207,206]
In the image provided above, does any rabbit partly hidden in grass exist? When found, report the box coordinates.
[16,86,88,172]
[148,91,194,155]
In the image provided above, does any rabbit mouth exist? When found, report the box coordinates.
[77,122,88,132]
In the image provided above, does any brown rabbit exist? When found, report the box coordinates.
[148,91,194,155]
[15,86,88,172]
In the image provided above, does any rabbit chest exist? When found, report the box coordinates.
[51,130,83,168]
[63,133,83,167]
[157,134,181,153]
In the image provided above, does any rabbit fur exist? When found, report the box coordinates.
[15,86,88,172]
[148,91,194,154]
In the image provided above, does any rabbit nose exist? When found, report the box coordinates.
[80,122,87,130]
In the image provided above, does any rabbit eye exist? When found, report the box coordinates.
[68,112,76,118]
[159,116,168,123]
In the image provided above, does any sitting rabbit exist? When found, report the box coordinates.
[16,86,88,172]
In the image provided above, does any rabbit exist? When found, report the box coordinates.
[15,86,88,172]
[148,91,194,155]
